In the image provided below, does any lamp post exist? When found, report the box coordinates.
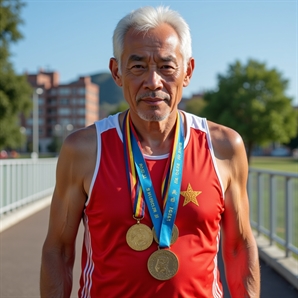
[32,88,43,158]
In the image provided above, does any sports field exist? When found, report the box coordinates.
[249,156,298,258]
[250,156,298,173]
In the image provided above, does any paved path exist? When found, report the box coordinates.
[1,206,297,297]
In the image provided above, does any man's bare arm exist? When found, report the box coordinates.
[212,124,260,297]
[40,127,96,297]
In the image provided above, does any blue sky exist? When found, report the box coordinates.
[11,0,297,105]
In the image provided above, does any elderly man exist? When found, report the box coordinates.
[41,6,260,297]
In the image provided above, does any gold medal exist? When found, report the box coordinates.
[126,223,153,251]
[147,249,179,280]
[152,224,179,245]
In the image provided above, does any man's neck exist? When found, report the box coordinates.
[119,110,180,156]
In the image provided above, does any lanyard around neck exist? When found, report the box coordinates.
[123,110,184,248]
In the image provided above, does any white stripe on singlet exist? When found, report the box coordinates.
[81,113,122,296]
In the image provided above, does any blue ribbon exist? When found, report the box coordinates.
[131,113,184,248]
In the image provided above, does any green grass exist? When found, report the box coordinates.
[250,156,298,173]
[248,156,298,258]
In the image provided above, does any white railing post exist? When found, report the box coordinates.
[0,158,57,215]
[257,173,262,236]
[285,178,293,258]
[269,174,276,246]
[248,168,298,258]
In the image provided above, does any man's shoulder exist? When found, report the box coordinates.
[62,124,97,157]
[56,124,98,185]
[183,111,242,142]
[206,120,248,186]
[207,120,245,161]
[94,113,121,133]
[66,113,120,144]
[62,113,121,155]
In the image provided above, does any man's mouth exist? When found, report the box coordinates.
[137,91,170,103]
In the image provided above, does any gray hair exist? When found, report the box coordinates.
[112,6,192,71]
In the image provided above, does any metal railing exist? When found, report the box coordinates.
[248,168,298,258]
[1,158,297,259]
[0,157,57,215]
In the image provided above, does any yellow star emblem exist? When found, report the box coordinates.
[180,183,202,206]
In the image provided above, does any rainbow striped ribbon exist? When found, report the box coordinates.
[123,110,184,248]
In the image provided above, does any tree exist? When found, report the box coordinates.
[184,94,206,116]
[109,101,129,115]
[0,0,32,150]
[284,123,298,150]
[202,59,297,162]
[47,135,62,154]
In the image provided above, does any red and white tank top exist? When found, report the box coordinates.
[79,111,225,298]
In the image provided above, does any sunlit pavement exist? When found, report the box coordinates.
[1,207,297,297]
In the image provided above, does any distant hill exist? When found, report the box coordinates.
[90,72,124,105]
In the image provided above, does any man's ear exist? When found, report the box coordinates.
[109,58,122,87]
[183,58,195,87]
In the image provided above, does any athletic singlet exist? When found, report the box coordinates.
[79,111,225,298]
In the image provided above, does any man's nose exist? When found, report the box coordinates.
[143,69,163,90]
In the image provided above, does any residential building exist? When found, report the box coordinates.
[22,70,99,153]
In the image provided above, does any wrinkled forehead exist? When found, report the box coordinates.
[123,23,180,47]
[122,24,181,59]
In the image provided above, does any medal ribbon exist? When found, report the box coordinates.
[123,111,175,219]
[123,112,144,218]
[127,111,184,248]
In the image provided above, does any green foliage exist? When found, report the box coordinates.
[285,135,298,150]
[0,0,32,150]
[0,0,23,60]
[109,101,129,115]
[284,111,298,150]
[250,157,298,174]
[202,59,297,160]
[184,96,207,116]
[47,136,62,153]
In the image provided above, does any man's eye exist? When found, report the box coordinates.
[160,65,176,74]
[161,64,177,71]
[132,65,144,69]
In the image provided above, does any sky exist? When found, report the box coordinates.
[11,0,298,105]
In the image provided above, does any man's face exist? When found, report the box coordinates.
[110,23,194,122]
